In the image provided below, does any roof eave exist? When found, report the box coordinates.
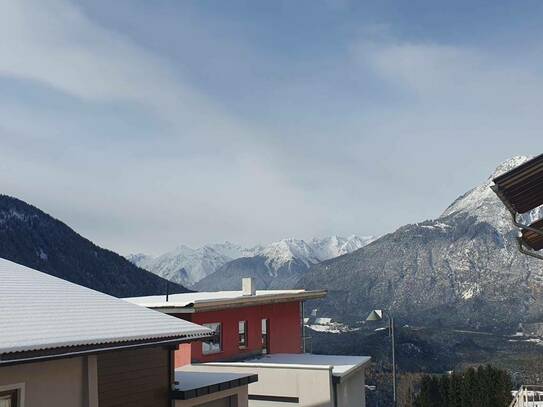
[149,290,328,313]
[0,334,211,367]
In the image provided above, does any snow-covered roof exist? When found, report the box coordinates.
[202,353,371,378]
[125,289,327,312]
[0,258,212,358]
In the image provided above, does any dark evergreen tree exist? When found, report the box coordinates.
[413,365,512,407]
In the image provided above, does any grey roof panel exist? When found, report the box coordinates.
[0,258,212,356]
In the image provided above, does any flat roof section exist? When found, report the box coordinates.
[173,371,258,400]
[202,353,371,380]
[125,289,327,313]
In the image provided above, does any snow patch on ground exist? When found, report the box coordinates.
[462,284,481,300]
[306,319,361,334]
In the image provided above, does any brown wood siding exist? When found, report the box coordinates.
[97,346,170,407]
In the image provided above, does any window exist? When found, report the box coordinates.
[238,320,248,349]
[0,389,19,407]
[202,322,222,354]
[261,318,270,354]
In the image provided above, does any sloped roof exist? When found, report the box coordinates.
[125,289,327,312]
[492,153,543,214]
[0,258,212,358]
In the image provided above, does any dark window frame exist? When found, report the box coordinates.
[238,320,248,349]
[202,322,222,355]
[261,318,270,354]
[0,389,19,407]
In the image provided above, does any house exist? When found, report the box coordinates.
[126,278,371,407]
[0,258,257,407]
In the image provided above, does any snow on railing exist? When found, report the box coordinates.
[510,385,543,407]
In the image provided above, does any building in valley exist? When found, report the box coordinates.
[127,278,371,407]
[0,258,257,407]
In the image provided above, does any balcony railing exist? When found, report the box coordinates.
[302,336,312,353]
[510,385,543,407]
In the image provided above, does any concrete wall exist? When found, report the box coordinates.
[184,364,334,407]
[337,369,365,407]
[0,356,97,407]
[175,386,248,407]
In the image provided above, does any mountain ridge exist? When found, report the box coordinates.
[298,156,543,332]
[129,235,375,288]
[0,194,189,297]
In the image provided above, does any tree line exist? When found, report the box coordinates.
[413,365,513,407]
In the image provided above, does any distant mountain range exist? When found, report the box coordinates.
[0,195,189,297]
[129,235,375,289]
[299,156,543,332]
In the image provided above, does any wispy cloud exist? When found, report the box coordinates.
[1,0,542,254]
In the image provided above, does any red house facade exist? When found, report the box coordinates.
[178,301,302,365]
[125,280,327,368]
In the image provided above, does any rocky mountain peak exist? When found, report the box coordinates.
[440,155,532,233]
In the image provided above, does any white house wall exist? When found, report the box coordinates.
[337,369,365,407]
[185,364,335,407]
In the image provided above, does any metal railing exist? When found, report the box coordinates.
[302,336,312,353]
[510,385,543,407]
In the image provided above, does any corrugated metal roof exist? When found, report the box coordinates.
[124,289,326,311]
[0,258,212,356]
[492,153,543,214]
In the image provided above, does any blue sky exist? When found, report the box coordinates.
[1,0,542,255]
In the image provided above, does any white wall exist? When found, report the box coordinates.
[184,364,334,407]
[337,369,365,407]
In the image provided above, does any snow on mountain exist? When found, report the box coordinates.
[440,156,534,232]
[129,242,259,287]
[258,235,376,271]
[129,235,374,288]
[300,155,543,331]
[310,235,376,260]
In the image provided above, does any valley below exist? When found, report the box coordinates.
[310,322,543,406]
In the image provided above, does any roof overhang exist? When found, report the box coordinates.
[172,371,258,400]
[149,290,328,314]
[492,154,543,214]
[492,154,543,260]
[0,334,210,367]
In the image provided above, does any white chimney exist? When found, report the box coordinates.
[242,277,255,296]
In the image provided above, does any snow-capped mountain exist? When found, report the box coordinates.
[193,235,375,291]
[128,235,374,288]
[441,155,542,231]
[299,156,543,331]
[128,242,260,287]
[256,236,376,273]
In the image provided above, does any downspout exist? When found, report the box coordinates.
[169,345,177,407]
[518,237,543,261]
[332,375,339,407]
[301,300,305,353]
[492,184,543,261]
